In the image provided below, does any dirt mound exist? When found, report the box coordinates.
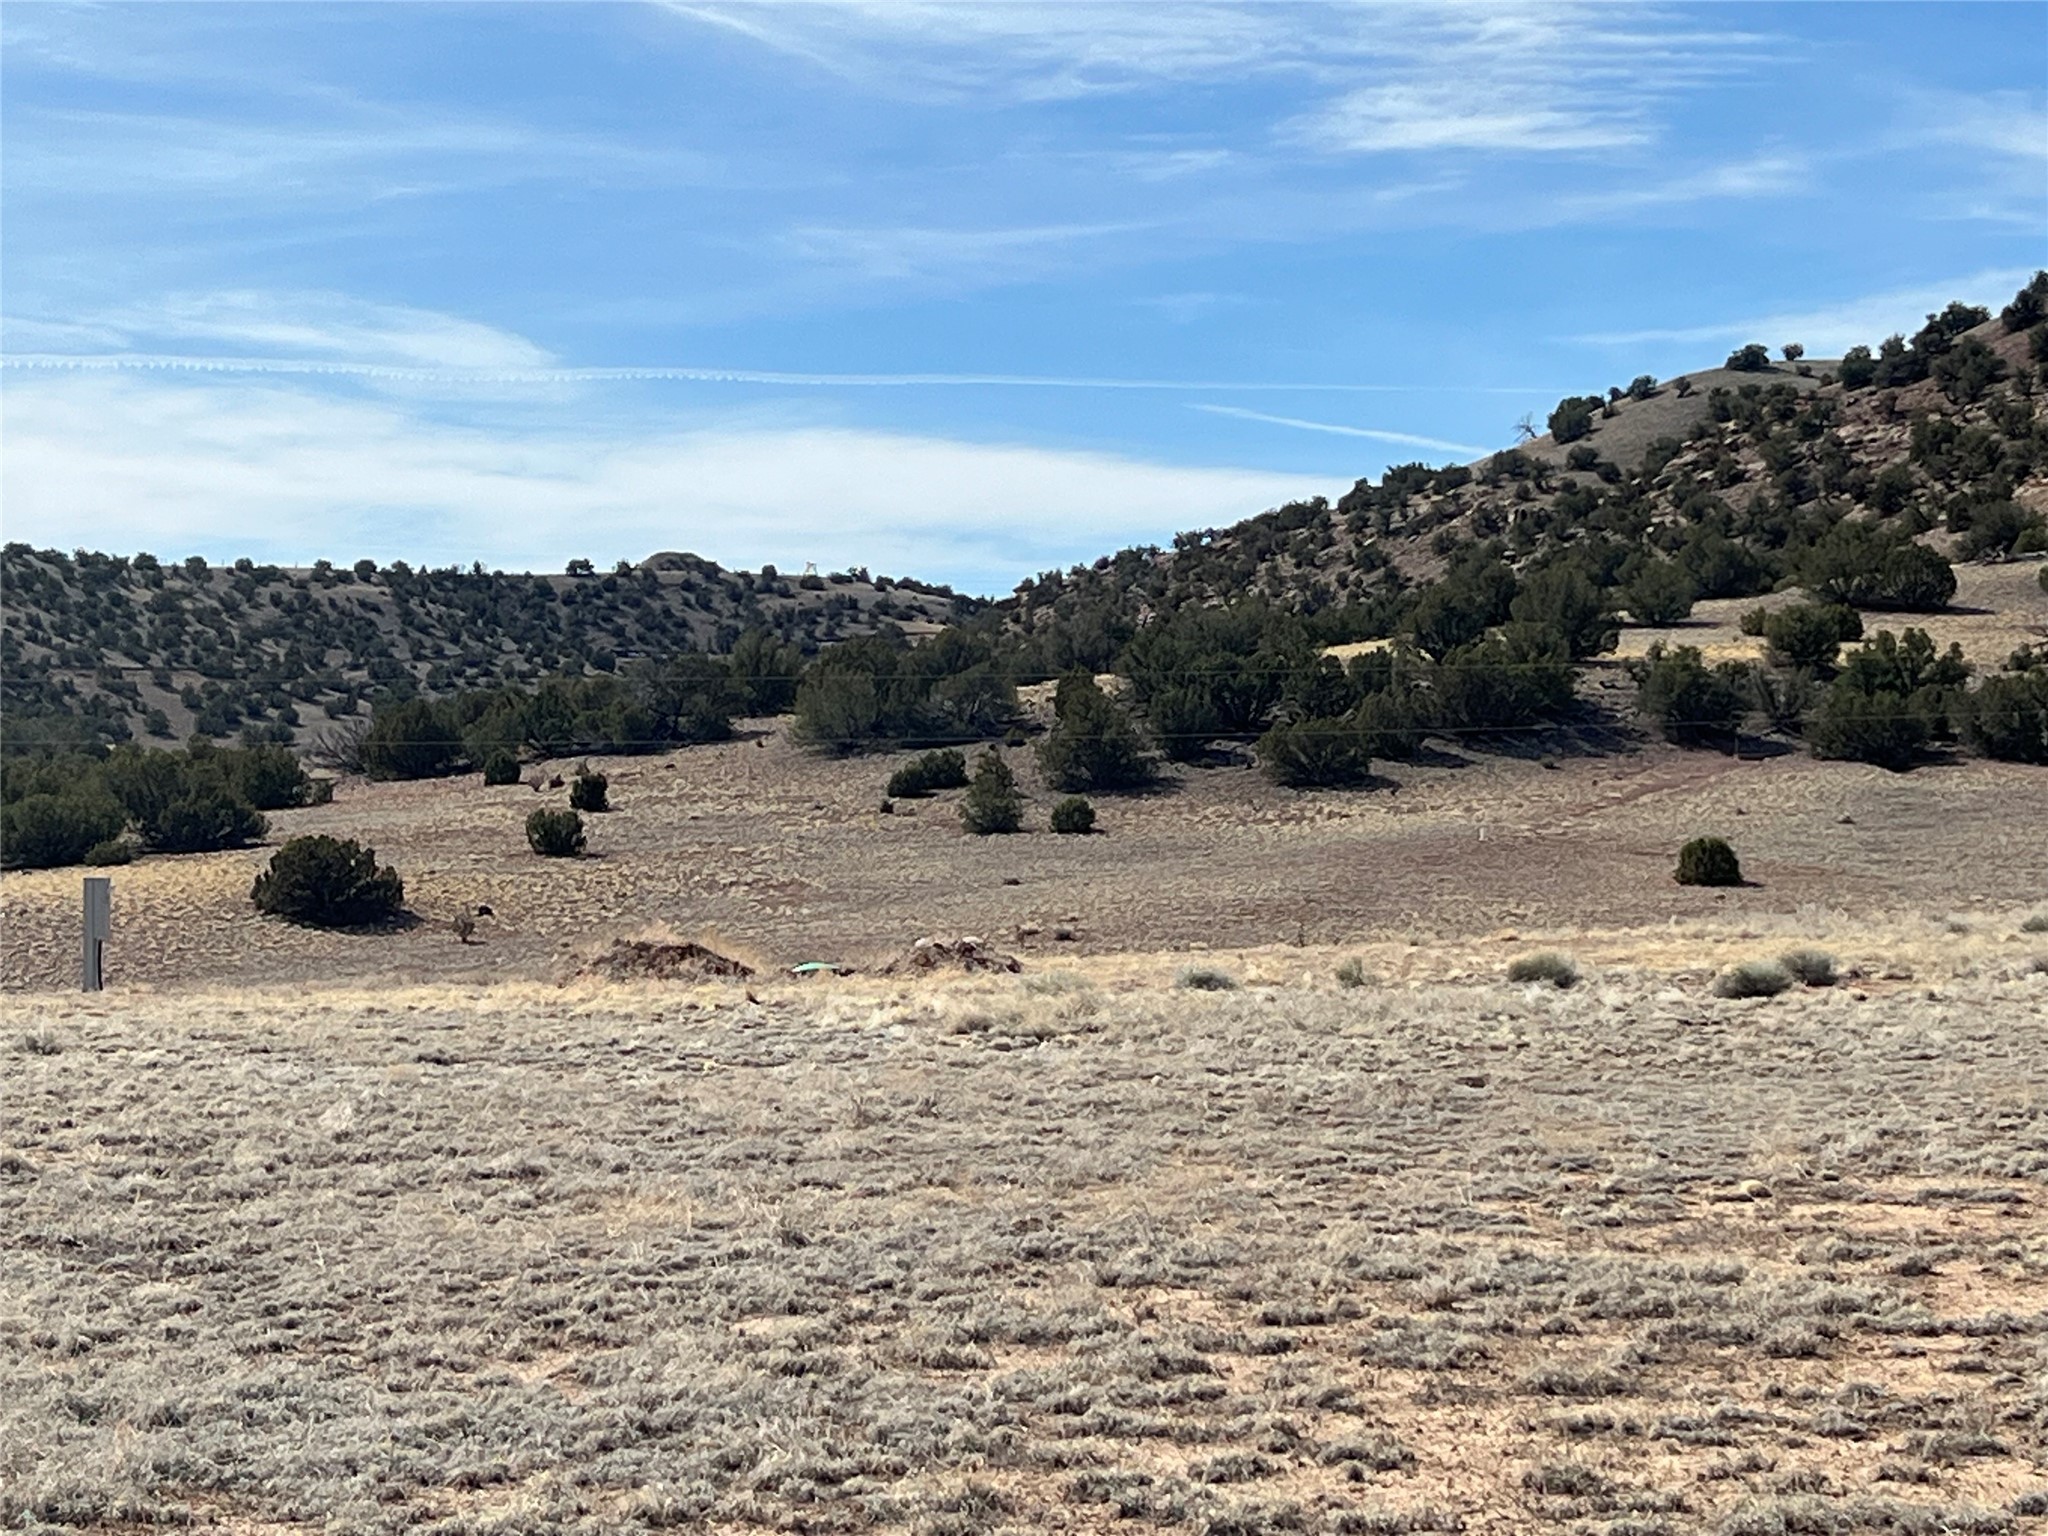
[578,939,755,982]
[880,936,1021,976]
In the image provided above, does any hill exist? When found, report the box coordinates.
[0,548,976,754]
[4,276,2046,815]
[1002,294,2048,665]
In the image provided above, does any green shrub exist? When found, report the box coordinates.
[1631,645,1750,747]
[887,748,970,799]
[569,769,609,812]
[1955,501,2048,562]
[1623,560,1696,627]
[1036,674,1157,791]
[2021,913,2048,935]
[150,786,267,855]
[1177,966,1239,991]
[1725,343,1772,372]
[1049,795,1096,834]
[1713,960,1792,999]
[1779,948,1837,987]
[1960,669,2048,763]
[1806,684,1927,771]
[224,744,311,810]
[1507,952,1579,988]
[1802,522,1956,612]
[960,750,1023,835]
[482,750,521,786]
[1675,836,1742,887]
[361,697,465,780]
[1257,715,1372,788]
[1335,957,1371,989]
[0,794,127,870]
[526,808,585,857]
[1435,623,1577,729]
[251,835,404,926]
[1509,568,1617,659]
[1764,603,1862,672]
[83,838,136,867]
[1547,395,1601,443]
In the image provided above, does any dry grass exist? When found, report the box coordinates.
[4,959,2047,1534]
[6,708,2048,997]
[1610,557,2048,670]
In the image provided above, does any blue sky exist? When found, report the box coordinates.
[3,2,2043,594]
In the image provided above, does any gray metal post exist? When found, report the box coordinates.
[82,876,111,992]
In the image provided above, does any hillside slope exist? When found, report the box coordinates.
[0,549,975,752]
[1004,296,2048,666]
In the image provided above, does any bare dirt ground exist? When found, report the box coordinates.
[4,691,2048,997]
[5,948,2047,1534]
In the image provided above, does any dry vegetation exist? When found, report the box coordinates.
[5,940,2048,1534]
[6,583,2047,1530]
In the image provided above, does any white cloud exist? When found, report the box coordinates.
[4,105,722,202]
[777,220,1149,287]
[1554,153,1807,216]
[1923,91,2048,163]
[3,292,555,371]
[1191,404,1486,458]
[0,371,1329,592]
[1570,266,2040,356]
[668,1,1779,159]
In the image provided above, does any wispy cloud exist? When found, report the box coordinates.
[0,370,1330,591]
[2,292,555,371]
[1570,267,2041,355]
[777,220,1149,287]
[1554,153,1807,216]
[1922,90,2048,163]
[1192,404,1487,457]
[0,351,1546,396]
[4,104,724,202]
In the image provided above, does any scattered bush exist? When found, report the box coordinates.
[1955,501,2048,562]
[1507,952,1579,988]
[1623,559,1696,627]
[251,835,404,926]
[1632,644,1750,747]
[149,786,269,855]
[1547,395,1601,444]
[1335,957,1371,988]
[887,748,970,799]
[2021,913,2048,935]
[1780,948,1837,988]
[1961,668,2048,763]
[1764,603,1862,673]
[1177,966,1239,991]
[569,769,610,812]
[1714,960,1793,999]
[1049,795,1096,834]
[1037,674,1157,791]
[361,697,465,780]
[0,793,127,871]
[1675,836,1743,887]
[1258,715,1373,788]
[83,838,136,866]
[960,750,1023,835]
[526,807,586,857]
[1725,344,1772,372]
[1802,521,1956,612]
[482,750,521,786]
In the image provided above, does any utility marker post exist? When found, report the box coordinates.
[82,876,111,992]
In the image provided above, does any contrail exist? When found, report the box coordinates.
[0,351,1550,396]
[1191,403,1488,456]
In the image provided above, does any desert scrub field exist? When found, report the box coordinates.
[5,964,2047,1534]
